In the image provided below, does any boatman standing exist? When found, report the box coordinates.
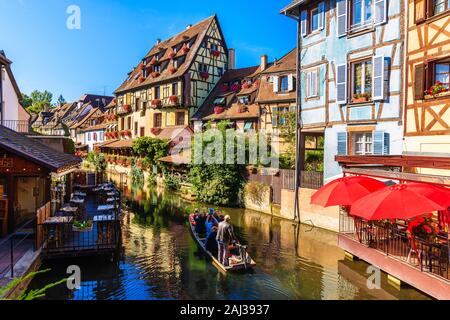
[216,215,237,266]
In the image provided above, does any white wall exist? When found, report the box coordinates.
[1,67,20,121]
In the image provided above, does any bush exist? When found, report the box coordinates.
[164,174,181,190]
[131,160,144,186]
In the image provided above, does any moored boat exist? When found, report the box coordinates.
[189,214,256,272]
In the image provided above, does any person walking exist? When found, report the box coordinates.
[216,215,237,266]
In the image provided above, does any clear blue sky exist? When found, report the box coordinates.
[0,0,296,102]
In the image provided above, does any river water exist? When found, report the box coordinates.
[29,184,430,300]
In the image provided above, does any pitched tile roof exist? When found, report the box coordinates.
[256,49,297,103]
[115,15,217,94]
[192,66,261,121]
[0,125,81,172]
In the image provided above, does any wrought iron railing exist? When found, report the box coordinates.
[340,212,450,282]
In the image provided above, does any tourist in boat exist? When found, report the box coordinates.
[205,226,218,258]
[194,212,206,236]
[216,215,237,266]
[205,209,219,238]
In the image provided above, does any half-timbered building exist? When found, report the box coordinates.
[404,0,450,175]
[282,0,405,181]
[114,15,229,143]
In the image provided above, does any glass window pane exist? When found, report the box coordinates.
[365,61,373,94]
[354,63,363,94]
[352,0,362,26]
[365,0,373,21]
[311,8,319,31]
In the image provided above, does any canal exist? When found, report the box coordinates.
[29,185,430,300]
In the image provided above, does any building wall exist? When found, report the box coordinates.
[404,0,450,162]
[1,67,29,123]
[84,130,105,152]
[297,0,405,180]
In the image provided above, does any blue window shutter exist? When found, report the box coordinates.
[301,10,308,37]
[374,0,387,26]
[336,0,347,37]
[372,55,386,101]
[318,2,325,30]
[337,132,348,155]
[336,63,347,104]
[373,131,390,155]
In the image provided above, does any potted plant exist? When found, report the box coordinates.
[214,106,224,114]
[425,81,450,99]
[168,51,176,59]
[73,220,93,232]
[352,92,371,103]
[199,71,209,80]
[169,67,177,74]
[181,43,190,54]
[151,127,161,135]
[407,214,440,243]
[169,95,179,104]
[151,99,161,107]
[123,104,131,113]
[139,63,145,70]
[211,49,220,57]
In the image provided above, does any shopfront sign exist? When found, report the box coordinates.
[0,158,13,168]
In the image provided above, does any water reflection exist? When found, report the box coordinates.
[29,181,430,300]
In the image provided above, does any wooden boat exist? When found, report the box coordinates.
[189,214,256,272]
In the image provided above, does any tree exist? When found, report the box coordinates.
[26,90,53,114]
[132,137,170,169]
[276,110,297,169]
[21,93,32,109]
[56,95,66,107]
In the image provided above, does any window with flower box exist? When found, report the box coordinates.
[415,0,450,22]
[155,86,161,100]
[351,58,373,103]
[154,113,162,128]
[415,58,450,99]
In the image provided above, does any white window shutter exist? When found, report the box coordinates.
[306,72,311,98]
[288,74,294,91]
[301,10,308,37]
[336,64,347,104]
[273,76,279,93]
[336,0,347,37]
[373,131,390,155]
[318,2,325,30]
[374,0,387,26]
[372,55,385,101]
[312,70,318,96]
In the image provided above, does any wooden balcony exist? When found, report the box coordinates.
[1,120,30,133]
[339,212,450,299]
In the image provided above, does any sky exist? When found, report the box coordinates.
[0,0,297,102]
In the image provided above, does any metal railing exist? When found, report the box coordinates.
[340,212,450,281]
[0,218,37,278]
[1,120,30,133]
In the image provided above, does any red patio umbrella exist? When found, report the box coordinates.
[405,183,450,208]
[350,183,446,221]
[310,176,386,207]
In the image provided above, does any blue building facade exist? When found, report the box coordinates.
[282,0,405,181]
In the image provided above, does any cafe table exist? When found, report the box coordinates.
[97,204,115,212]
[43,216,74,247]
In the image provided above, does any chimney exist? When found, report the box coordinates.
[156,38,161,45]
[228,48,236,70]
[260,55,268,71]
[186,24,192,30]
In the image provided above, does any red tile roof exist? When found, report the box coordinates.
[115,15,217,94]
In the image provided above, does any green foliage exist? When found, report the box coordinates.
[163,174,181,190]
[276,110,297,170]
[244,182,267,206]
[147,172,157,185]
[131,160,145,187]
[305,150,324,172]
[0,269,66,301]
[133,137,170,170]
[188,120,245,206]
[85,152,107,172]
[25,90,54,114]
[279,153,296,170]
[56,94,66,107]
[64,138,75,155]
[21,93,32,109]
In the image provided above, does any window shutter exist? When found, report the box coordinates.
[273,76,279,93]
[301,10,308,36]
[374,0,387,26]
[336,0,347,37]
[372,55,385,101]
[414,0,426,22]
[312,70,318,96]
[414,64,425,100]
[337,132,348,155]
[336,64,347,104]
[318,2,325,30]
[288,74,294,91]
[272,107,278,127]
[373,131,390,155]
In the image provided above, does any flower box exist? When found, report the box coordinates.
[242,82,252,89]
[169,67,178,74]
[220,84,229,93]
[149,56,157,65]
[199,72,209,80]
[168,95,179,104]
[214,106,224,114]
[352,97,369,103]
[139,63,145,70]
[125,131,132,138]
[181,43,190,54]
[151,72,160,78]
[151,99,161,107]
[151,128,161,135]
[168,51,176,59]
[123,104,131,113]
[73,221,93,232]
[230,83,241,91]
[211,50,220,57]
[138,76,145,83]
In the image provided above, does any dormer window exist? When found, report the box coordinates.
[213,97,226,106]
[238,96,250,105]
[211,43,218,51]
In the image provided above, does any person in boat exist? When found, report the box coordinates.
[205,226,218,258]
[216,215,237,266]
[205,208,219,238]
[194,212,207,236]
